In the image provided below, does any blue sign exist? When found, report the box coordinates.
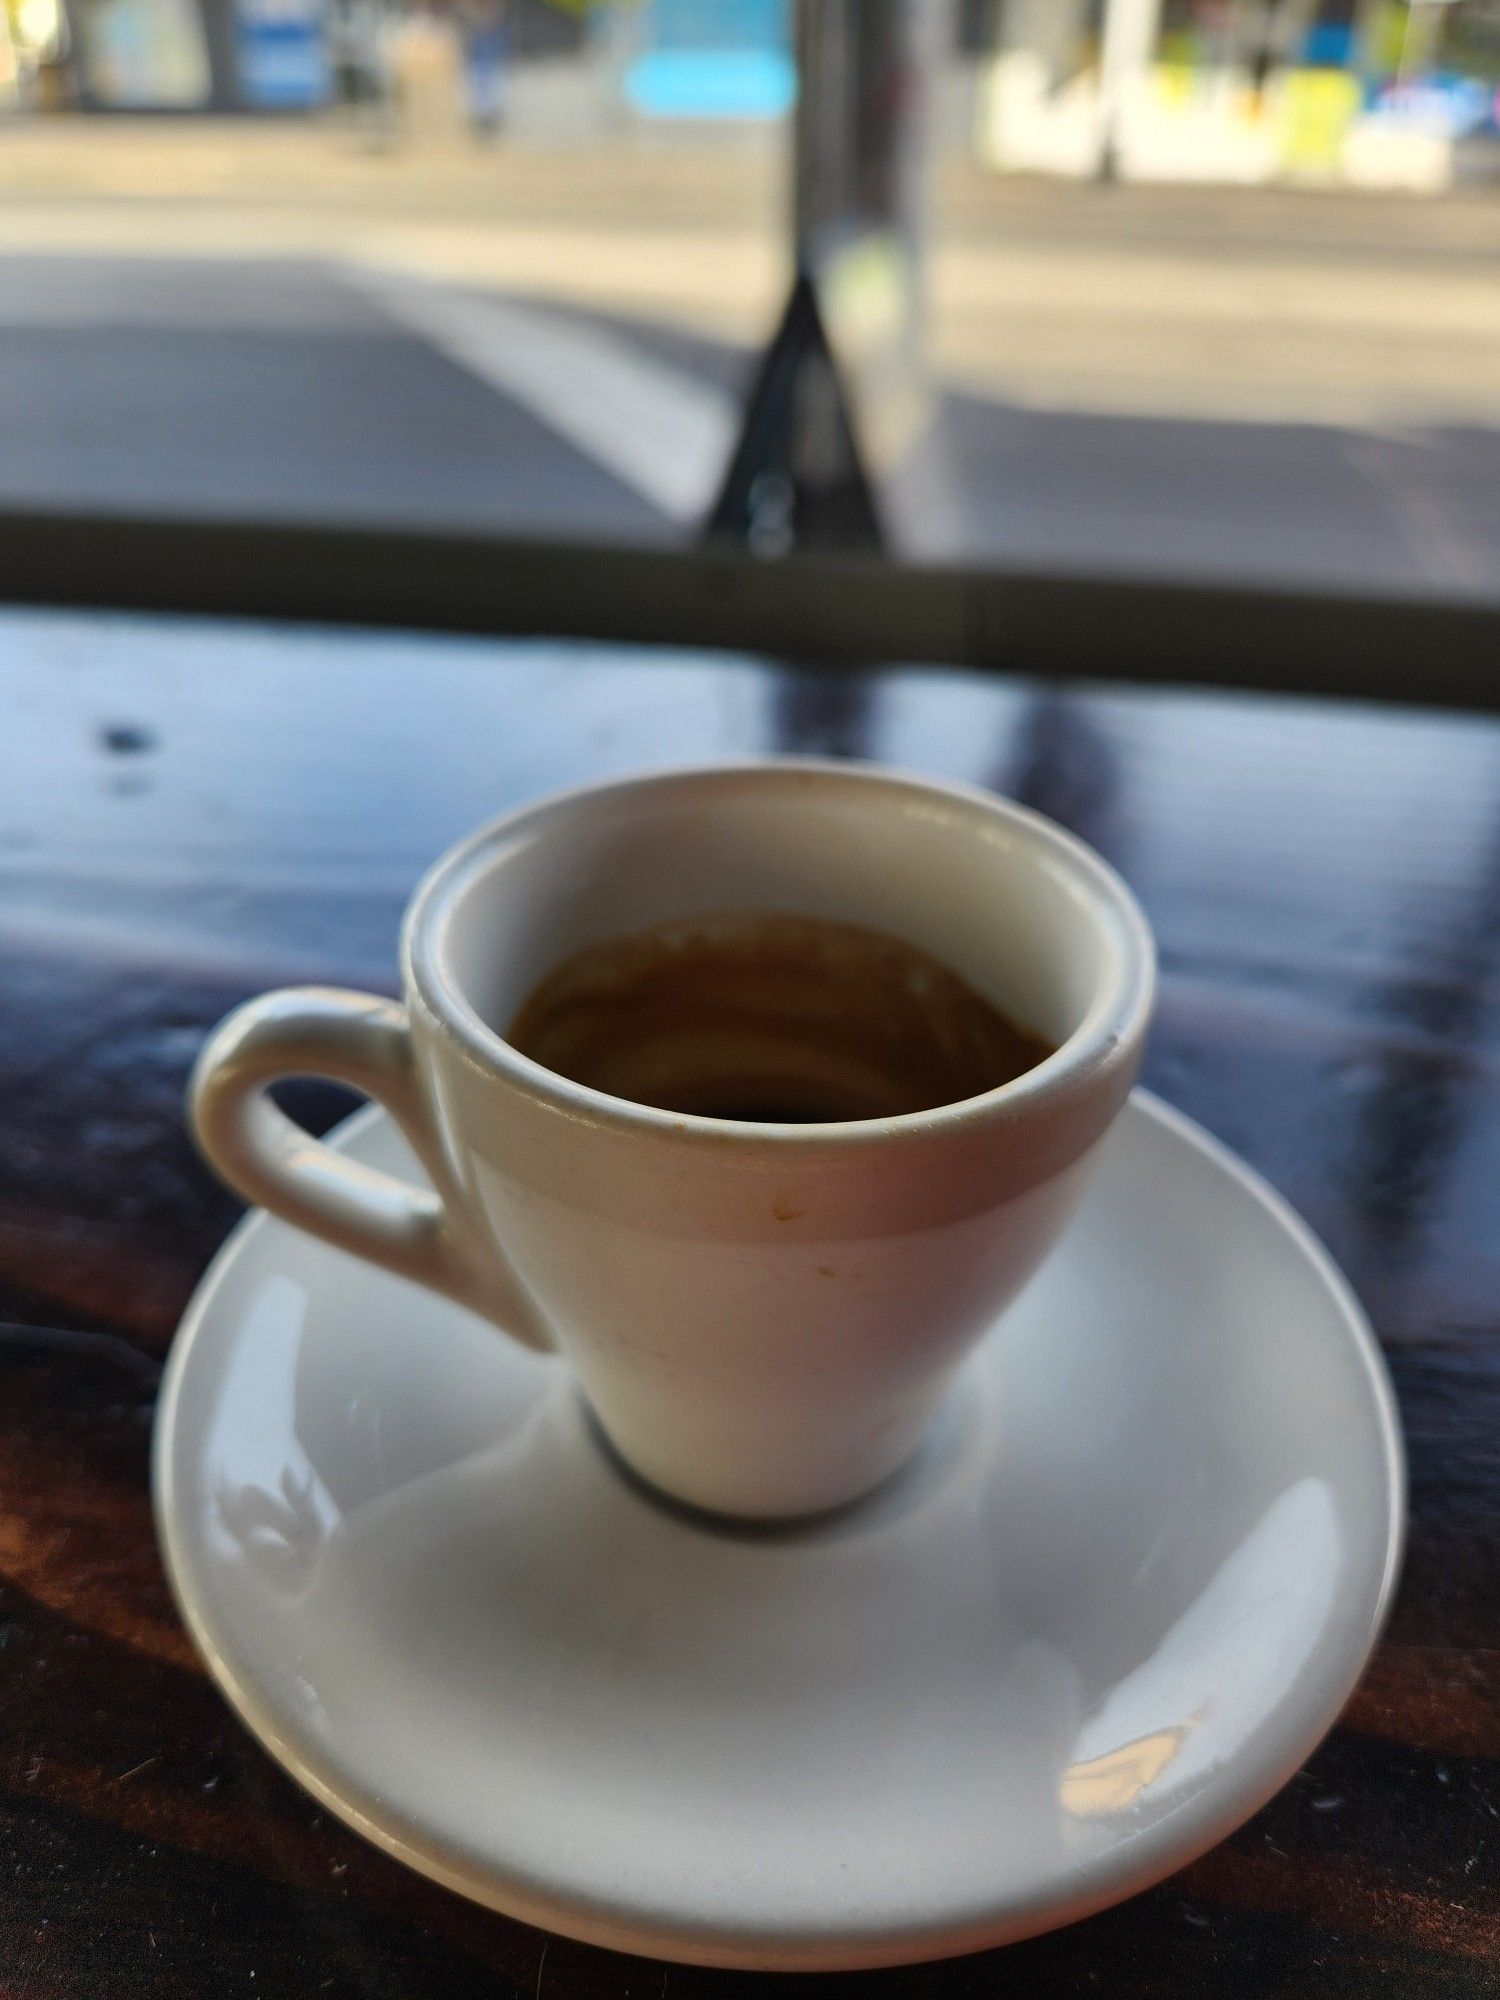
[626,0,793,121]
[237,0,329,107]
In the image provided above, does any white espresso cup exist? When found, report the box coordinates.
[191,761,1153,1518]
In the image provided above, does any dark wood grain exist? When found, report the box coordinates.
[0,605,1495,1998]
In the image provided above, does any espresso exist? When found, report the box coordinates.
[505,913,1052,1123]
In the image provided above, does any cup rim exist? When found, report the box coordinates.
[402,758,1155,1148]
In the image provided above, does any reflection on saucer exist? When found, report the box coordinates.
[1060,1724,1190,1818]
[208,1274,338,1597]
[1061,1479,1341,1821]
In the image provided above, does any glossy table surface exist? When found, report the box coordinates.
[0,606,1495,1997]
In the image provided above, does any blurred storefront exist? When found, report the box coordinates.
[9,0,801,121]
[11,0,1499,187]
[978,0,1500,188]
[21,0,585,111]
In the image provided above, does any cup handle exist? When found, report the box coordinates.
[190,987,553,1353]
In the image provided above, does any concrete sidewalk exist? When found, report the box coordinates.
[1,116,1498,428]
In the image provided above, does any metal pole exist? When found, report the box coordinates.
[707,0,941,554]
[794,0,931,268]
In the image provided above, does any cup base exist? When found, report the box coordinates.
[578,1384,970,1529]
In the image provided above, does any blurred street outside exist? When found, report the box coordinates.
[0,114,1498,591]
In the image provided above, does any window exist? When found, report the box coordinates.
[1,0,1496,631]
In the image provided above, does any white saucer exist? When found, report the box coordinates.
[154,1094,1403,1972]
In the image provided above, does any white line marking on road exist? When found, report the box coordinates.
[354,266,738,523]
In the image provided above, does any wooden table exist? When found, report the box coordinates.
[0,605,1495,1997]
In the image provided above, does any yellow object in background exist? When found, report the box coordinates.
[1276,67,1362,173]
[1151,61,1196,111]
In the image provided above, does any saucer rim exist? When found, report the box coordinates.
[153,1091,1406,1972]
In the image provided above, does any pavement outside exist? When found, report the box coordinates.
[0,115,1497,595]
